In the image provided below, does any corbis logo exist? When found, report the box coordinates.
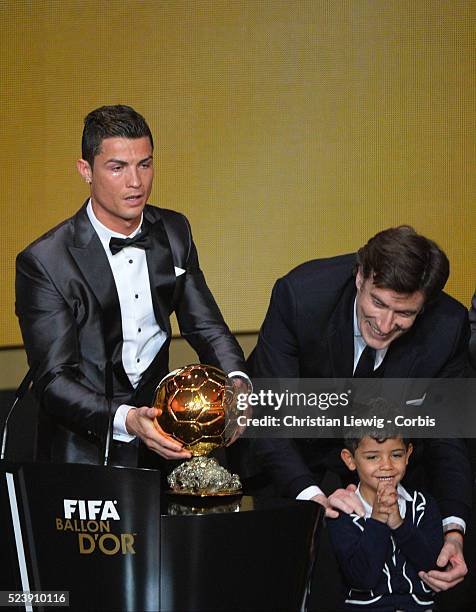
[55,498,136,556]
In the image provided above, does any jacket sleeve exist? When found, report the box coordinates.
[247,277,318,496]
[15,249,117,442]
[469,290,476,370]
[421,438,472,525]
[392,495,443,571]
[170,213,246,375]
[327,515,392,590]
[248,277,301,378]
[437,306,471,377]
[420,305,472,523]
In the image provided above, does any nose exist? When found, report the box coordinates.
[380,455,392,470]
[126,166,142,188]
[378,310,395,335]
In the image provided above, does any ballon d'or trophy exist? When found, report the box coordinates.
[153,364,242,496]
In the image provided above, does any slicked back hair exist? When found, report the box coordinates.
[82,105,154,167]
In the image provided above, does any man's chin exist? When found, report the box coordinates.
[123,202,146,216]
[363,332,396,351]
[120,207,146,223]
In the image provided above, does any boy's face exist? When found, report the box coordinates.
[341,437,413,503]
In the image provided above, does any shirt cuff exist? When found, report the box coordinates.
[442,517,466,534]
[113,404,136,443]
[296,485,325,500]
[228,371,253,392]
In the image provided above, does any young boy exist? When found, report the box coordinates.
[327,433,443,611]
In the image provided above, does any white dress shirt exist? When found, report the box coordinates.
[87,201,166,441]
[87,200,250,443]
[352,300,388,373]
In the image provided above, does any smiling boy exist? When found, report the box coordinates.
[327,434,443,611]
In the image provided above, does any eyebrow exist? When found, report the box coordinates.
[369,291,420,315]
[105,156,153,166]
[361,447,406,454]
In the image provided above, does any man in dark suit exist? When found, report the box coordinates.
[249,226,471,592]
[469,289,476,370]
[16,104,248,469]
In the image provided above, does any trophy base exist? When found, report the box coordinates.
[168,490,241,498]
[167,456,242,497]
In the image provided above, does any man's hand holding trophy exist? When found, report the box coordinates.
[152,364,251,496]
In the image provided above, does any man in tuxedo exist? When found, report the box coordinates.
[248,226,471,592]
[16,104,248,469]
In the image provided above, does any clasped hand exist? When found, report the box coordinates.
[371,480,403,529]
[312,484,467,591]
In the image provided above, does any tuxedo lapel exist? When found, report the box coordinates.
[143,207,176,336]
[67,204,131,389]
[326,280,356,377]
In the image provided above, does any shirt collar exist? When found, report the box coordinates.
[353,299,388,370]
[86,199,143,252]
[356,482,412,520]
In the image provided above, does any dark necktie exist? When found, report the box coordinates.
[109,227,151,255]
[353,345,376,377]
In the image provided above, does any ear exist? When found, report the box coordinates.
[405,442,413,465]
[341,448,357,471]
[355,267,364,291]
[77,159,93,184]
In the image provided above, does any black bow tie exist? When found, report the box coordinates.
[109,228,151,255]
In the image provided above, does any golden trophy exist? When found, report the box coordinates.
[153,364,243,496]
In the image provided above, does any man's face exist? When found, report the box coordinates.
[77,136,153,234]
[355,269,425,350]
[341,437,413,505]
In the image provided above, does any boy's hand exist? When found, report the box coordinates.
[371,504,389,523]
[378,484,403,529]
[371,480,400,525]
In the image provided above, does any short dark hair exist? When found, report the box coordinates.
[344,435,410,454]
[356,225,449,302]
[82,105,154,167]
[343,397,410,452]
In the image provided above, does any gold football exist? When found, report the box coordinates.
[153,364,238,456]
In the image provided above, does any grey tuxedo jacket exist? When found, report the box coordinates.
[16,202,245,466]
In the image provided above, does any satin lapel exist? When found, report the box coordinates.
[326,280,356,377]
[68,205,131,390]
[143,208,176,336]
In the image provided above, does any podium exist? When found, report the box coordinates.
[1,462,321,611]
[1,462,161,611]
